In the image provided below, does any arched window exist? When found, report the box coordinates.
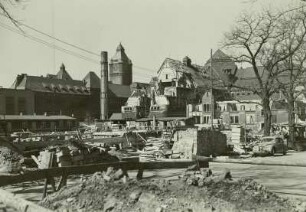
[240,105,245,111]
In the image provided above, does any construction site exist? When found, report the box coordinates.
[1,1,306,212]
[0,46,306,211]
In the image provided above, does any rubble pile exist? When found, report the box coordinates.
[40,167,303,212]
[140,137,172,161]
[37,140,119,168]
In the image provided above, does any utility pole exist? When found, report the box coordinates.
[210,49,214,130]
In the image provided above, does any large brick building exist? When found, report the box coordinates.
[1,44,134,122]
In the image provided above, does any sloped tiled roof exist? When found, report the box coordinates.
[234,66,293,90]
[11,74,90,95]
[234,67,267,89]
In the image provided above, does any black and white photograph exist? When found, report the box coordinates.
[0,0,306,211]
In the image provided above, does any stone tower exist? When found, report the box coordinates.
[109,43,132,85]
[100,51,108,120]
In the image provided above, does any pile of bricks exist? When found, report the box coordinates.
[181,166,232,187]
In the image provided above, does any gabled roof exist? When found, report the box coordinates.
[203,49,238,87]
[205,49,234,64]
[56,64,73,81]
[110,43,132,64]
[83,71,100,89]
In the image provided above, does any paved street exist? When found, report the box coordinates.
[210,151,306,200]
[142,151,306,201]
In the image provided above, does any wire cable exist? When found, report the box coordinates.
[0,13,157,73]
[0,21,100,64]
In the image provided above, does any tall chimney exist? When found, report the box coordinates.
[100,51,109,120]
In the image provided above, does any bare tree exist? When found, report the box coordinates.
[223,6,306,136]
[275,45,306,147]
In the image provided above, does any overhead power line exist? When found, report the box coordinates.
[0,22,100,64]
[21,22,100,57]
[0,13,157,73]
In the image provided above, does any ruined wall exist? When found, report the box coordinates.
[172,128,227,158]
[172,128,197,159]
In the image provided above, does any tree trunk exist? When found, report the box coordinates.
[287,99,295,149]
[263,97,272,136]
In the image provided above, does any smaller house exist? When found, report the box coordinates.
[121,87,151,120]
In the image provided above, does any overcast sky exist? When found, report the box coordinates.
[0,0,298,87]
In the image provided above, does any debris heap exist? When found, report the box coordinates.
[40,167,303,212]
[140,137,172,161]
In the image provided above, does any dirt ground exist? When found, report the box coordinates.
[40,169,306,212]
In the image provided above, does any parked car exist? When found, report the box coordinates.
[252,136,287,156]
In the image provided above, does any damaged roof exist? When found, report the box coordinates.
[157,58,207,88]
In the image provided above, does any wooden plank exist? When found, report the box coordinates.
[0,162,135,186]
[0,188,52,212]
[0,159,210,187]
[31,155,41,167]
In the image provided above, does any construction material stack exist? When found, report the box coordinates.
[231,126,245,153]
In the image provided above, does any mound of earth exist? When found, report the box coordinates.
[40,170,304,212]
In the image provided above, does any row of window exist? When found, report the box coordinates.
[193,115,255,125]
